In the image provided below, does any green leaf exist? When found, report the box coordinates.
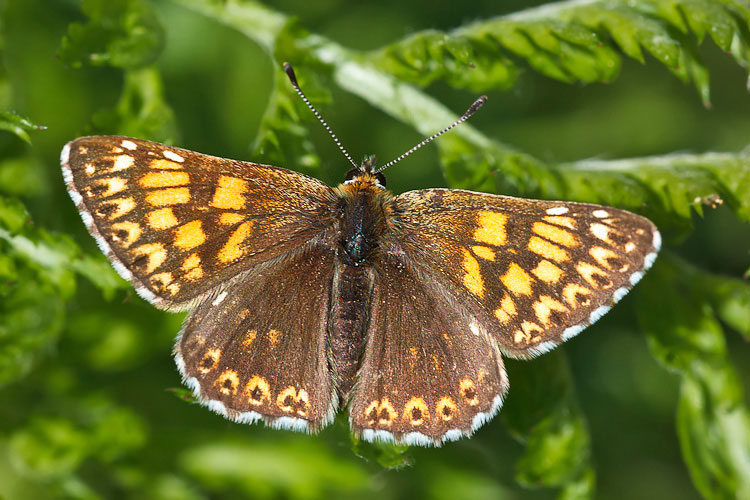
[0,155,47,197]
[250,64,323,177]
[8,401,147,484]
[180,441,372,498]
[636,255,750,499]
[503,353,593,496]
[370,0,750,103]
[558,152,750,232]
[0,111,46,144]
[9,418,88,479]
[58,0,165,69]
[0,196,125,385]
[90,66,178,143]
[350,433,412,470]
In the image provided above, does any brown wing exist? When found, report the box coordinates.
[61,136,336,310]
[388,188,661,358]
[175,242,337,431]
[348,252,509,445]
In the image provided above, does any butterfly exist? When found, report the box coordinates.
[61,63,660,446]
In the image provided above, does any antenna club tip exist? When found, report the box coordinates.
[470,95,488,111]
[282,62,298,85]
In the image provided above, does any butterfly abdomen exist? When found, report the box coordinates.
[328,263,376,398]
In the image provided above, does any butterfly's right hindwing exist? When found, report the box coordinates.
[62,136,336,310]
[348,252,509,445]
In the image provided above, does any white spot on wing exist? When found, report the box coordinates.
[68,188,83,206]
[235,411,263,424]
[361,429,396,444]
[212,291,228,306]
[590,223,610,241]
[469,321,480,336]
[164,150,185,163]
[562,323,585,341]
[546,206,569,215]
[589,305,610,324]
[652,230,662,251]
[112,155,134,171]
[403,432,433,446]
[270,416,310,432]
[207,400,228,417]
[442,429,463,442]
[470,394,505,434]
[592,209,609,218]
[612,287,629,303]
[121,140,137,150]
[530,340,558,356]
[629,271,644,286]
[61,143,71,165]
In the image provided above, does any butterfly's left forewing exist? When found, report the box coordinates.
[62,136,336,310]
[389,188,661,358]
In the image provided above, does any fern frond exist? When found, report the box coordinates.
[374,0,750,104]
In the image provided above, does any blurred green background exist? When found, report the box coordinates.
[1,0,749,499]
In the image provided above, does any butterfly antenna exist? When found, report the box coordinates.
[376,96,488,173]
[283,62,358,169]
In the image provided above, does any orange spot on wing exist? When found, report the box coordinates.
[146,187,191,206]
[563,283,592,308]
[500,263,534,296]
[139,171,190,188]
[110,221,142,248]
[218,221,253,263]
[533,222,578,248]
[474,211,507,246]
[147,208,179,229]
[132,243,167,273]
[543,215,576,229]
[174,220,206,250]
[471,245,495,261]
[462,248,485,298]
[150,158,182,169]
[531,259,563,283]
[210,176,248,210]
[219,213,246,225]
[528,236,569,262]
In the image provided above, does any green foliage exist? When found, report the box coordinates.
[58,0,165,69]
[1,0,749,499]
[89,67,178,143]
[0,196,123,386]
[637,256,750,499]
[0,111,46,144]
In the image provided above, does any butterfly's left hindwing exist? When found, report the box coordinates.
[176,242,337,431]
[389,189,661,358]
[62,136,336,310]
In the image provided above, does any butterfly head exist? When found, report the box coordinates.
[343,155,387,190]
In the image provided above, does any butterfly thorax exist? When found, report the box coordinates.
[334,171,390,266]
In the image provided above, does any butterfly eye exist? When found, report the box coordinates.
[375,172,387,188]
[345,168,359,181]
